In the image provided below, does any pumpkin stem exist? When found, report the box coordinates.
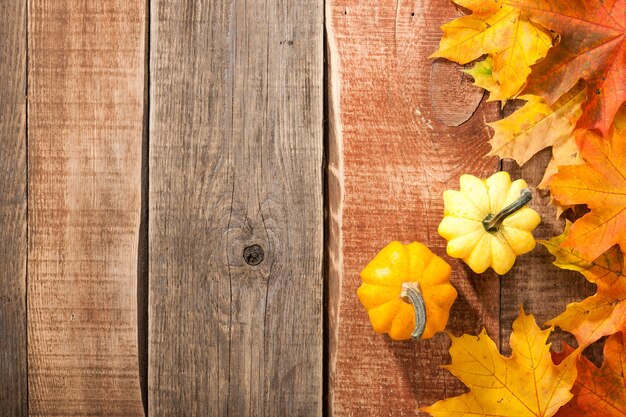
[400,282,426,340]
[482,188,532,232]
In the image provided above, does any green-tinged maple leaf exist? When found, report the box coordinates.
[542,221,626,347]
[552,334,626,417]
[422,308,578,417]
[464,56,507,103]
[431,0,552,100]
[507,0,626,135]
[487,84,585,186]
[547,109,626,261]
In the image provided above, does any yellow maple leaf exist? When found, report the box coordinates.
[541,221,626,347]
[539,134,579,189]
[430,0,552,100]
[422,308,578,417]
[547,107,626,261]
[542,133,580,219]
[487,84,586,186]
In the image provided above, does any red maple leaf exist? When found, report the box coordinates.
[552,334,626,417]
[507,0,626,135]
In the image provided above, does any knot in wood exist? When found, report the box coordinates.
[243,244,264,266]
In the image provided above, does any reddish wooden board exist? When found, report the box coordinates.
[28,1,145,414]
[327,1,501,415]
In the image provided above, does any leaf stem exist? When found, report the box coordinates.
[401,282,426,340]
[483,188,532,232]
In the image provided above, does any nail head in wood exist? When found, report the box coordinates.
[243,244,265,266]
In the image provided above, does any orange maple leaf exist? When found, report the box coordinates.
[542,221,626,347]
[507,0,626,135]
[552,334,626,417]
[547,109,626,261]
[422,308,577,417]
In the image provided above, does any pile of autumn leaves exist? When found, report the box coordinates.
[424,0,626,416]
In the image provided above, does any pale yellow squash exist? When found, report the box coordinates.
[438,172,541,275]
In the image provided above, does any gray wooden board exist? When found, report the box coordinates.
[149,0,324,415]
[0,0,27,415]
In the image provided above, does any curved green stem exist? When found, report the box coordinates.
[401,282,426,340]
[483,188,532,232]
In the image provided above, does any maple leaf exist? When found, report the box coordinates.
[422,308,578,417]
[464,56,508,103]
[507,0,626,135]
[542,221,626,347]
[431,0,552,100]
[552,334,626,417]
[487,83,585,186]
[547,109,626,261]
[539,134,580,190]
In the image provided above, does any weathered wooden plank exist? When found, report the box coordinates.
[327,1,500,415]
[149,0,323,415]
[28,1,145,414]
[501,153,598,358]
[0,0,27,415]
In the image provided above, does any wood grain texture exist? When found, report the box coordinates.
[0,0,27,415]
[28,0,145,415]
[430,60,484,127]
[501,152,598,359]
[327,1,500,415]
[149,0,323,415]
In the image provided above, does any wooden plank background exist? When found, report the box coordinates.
[0,0,600,415]
[326,1,500,415]
[326,0,598,416]
[148,0,323,415]
[27,0,145,415]
[0,1,27,415]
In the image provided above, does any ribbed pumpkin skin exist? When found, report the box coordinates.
[357,241,457,341]
[438,172,541,275]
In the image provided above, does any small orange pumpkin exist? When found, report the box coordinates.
[357,241,457,341]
